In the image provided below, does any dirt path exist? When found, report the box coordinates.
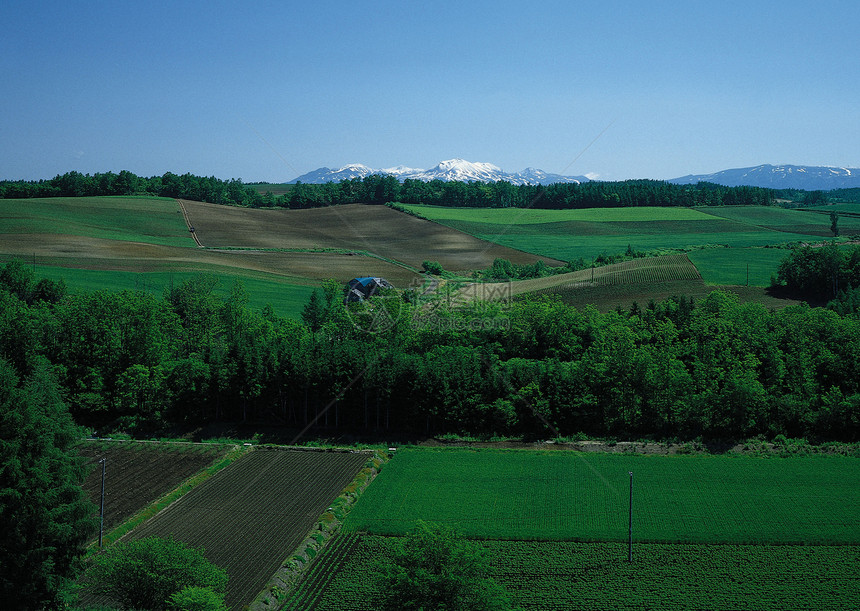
[176,199,203,247]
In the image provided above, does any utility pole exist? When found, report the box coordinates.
[628,471,633,562]
[98,458,106,547]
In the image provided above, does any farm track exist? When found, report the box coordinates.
[125,448,371,611]
[177,199,203,247]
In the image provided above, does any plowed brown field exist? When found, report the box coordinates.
[125,448,371,610]
[78,440,230,536]
[181,200,562,272]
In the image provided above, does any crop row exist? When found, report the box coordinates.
[123,448,371,610]
[302,535,860,611]
[281,533,361,610]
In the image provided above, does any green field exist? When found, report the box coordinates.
[397,204,820,262]
[344,448,858,544]
[297,534,858,611]
[0,196,191,246]
[399,205,714,224]
[809,203,860,214]
[700,205,860,235]
[687,247,789,286]
[26,265,315,319]
[290,448,860,610]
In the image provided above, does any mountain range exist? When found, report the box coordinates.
[289,158,589,186]
[668,164,860,190]
[289,160,860,191]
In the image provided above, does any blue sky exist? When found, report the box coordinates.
[2,0,858,182]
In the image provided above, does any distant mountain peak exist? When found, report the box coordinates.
[289,159,589,185]
[669,164,860,190]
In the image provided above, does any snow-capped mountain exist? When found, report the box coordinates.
[669,164,860,190]
[289,158,589,185]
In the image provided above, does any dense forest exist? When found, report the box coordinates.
[1,259,857,443]
[0,170,786,209]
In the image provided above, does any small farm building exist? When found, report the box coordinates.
[345,277,394,303]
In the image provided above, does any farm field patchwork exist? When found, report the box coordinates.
[809,202,860,214]
[459,253,799,311]
[459,254,701,298]
[699,205,860,237]
[292,534,859,611]
[77,440,230,536]
[120,448,372,610]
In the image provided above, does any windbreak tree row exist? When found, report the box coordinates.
[1,170,779,209]
[1,262,859,441]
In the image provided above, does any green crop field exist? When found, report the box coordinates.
[293,534,858,611]
[397,204,819,262]
[687,247,789,286]
[24,265,316,319]
[398,205,714,224]
[700,205,860,236]
[0,196,191,246]
[809,203,860,214]
[344,448,858,544]
[286,448,859,611]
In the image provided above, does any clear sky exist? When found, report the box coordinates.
[2,0,857,182]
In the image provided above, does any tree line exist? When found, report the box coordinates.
[0,170,266,207]
[285,175,777,209]
[2,170,784,210]
[1,259,857,443]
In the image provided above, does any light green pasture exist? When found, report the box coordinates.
[0,196,192,247]
[32,265,314,319]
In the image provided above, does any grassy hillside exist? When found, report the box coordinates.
[28,266,316,317]
[0,196,191,246]
[0,197,824,315]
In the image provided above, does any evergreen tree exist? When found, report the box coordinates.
[0,358,97,610]
[301,289,327,338]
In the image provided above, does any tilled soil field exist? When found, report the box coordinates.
[125,447,372,610]
[181,200,561,271]
[77,440,230,535]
